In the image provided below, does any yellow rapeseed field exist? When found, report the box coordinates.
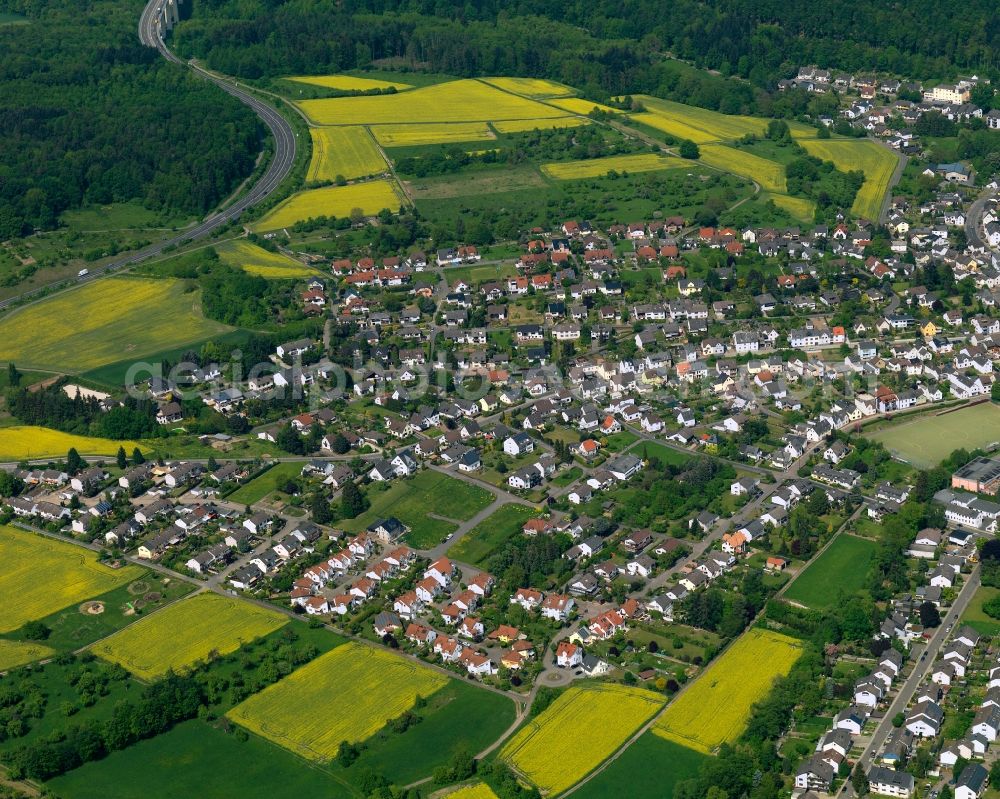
[545,98,623,116]
[92,593,287,680]
[446,783,501,799]
[0,639,56,671]
[307,126,388,182]
[287,74,412,92]
[372,122,496,147]
[215,240,315,279]
[0,277,232,373]
[541,153,685,180]
[698,144,787,193]
[227,642,448,760]
[652,628,803,753]
[253,180,403,231]
[798,138,899,219]
[482,77,575,98]
[500,683,664,795]
[631,96,768,141]
[0,426,145,461]
[768,193,816,222]
[0,525,143,633]
[298,79,565,125]
[493,117,590,134]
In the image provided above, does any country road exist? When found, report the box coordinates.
[0,2,297,312]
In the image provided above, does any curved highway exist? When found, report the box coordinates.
[0,2,296,311]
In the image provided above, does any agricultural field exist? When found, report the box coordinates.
[92,593,288,679]
[406,166,547,201]
[572,732,708,799]
[698,144,787,193]
[767,193,816,221]
[797,138,898,219]
[652,628,803,753]
[448,503,539,566]
[865,402,1000,468]
[48,719,356,799]
[342,469,495,547]
[214,239,315,279]
[372,122,496,147]
[228,642,449,760]
[0,639,56,671]
[0,525,143,633]
[286,74,411,91]
[500,683,665,795]
[482,77,575,98]
[492,117,589,133]
[307,126,388,182]
[298,79,565,125]
[545,97,623,116]
[0,277,233,373]
[228,461,307,505]
[253,180,403,231]
[631,96,768,142]
[541,153,685,180]
[0,426,145,461]
[447,784,501,799]
[783,534,877,609]
[344,679,517,785]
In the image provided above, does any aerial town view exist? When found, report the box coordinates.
[3,1,1000,798]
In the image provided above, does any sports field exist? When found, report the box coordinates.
[633,95,813,142]
[698,144,787,192]
[342,469,495,547]
[0,525,143,633]
[865,402,1000,468]
[492,117,589,133]
[215,240,315,278]
[797,138,898,219]
[0,277,233,373]
[227,642,448,760]
[0,426,145,461]
[541,153,685,180]
[652,628,802,753]
[92,593,287,679]
[287,74,411,91]
[783,534,877,609]
[253,180,403,231]
[500,683,665,795]
[307,126,387,182]
[298,79,565,125]
[482,77,575,98]
[372,122,496,147]
[0,639,56,671]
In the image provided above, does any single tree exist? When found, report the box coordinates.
[116,446,127,470]
[131,447,145,466]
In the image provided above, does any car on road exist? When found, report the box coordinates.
[77,268,89,277]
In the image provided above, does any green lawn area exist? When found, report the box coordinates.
[962,585,1000,636]
[342,470,495,548]
[551,466,583,487]
[229,462,307,506]
[603,431,638,452]
[441,262,518,286]
[448,503,539,566]
[339,681,517,786]
[572,731,708,799]
[864,402,1000,469]
[48,720,355,799]
[782,534,877,610]
[630,440,692,466]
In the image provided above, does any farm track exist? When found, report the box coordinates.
[0,2,297,312]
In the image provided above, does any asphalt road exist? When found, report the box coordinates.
[0,2,297,312]
[966,189,997,251]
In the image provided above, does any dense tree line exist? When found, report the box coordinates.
[7,382,159,440]
[173,0,999,121]
[0,0,262,240]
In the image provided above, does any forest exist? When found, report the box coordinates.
[0,0,262,240]
[173,0,999,114]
